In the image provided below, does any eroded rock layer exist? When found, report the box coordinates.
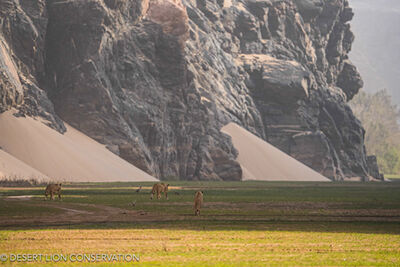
[0,0,373,180]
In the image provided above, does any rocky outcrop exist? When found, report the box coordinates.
[146,0,189,43]
[208,0,369,180]
[0,38,23,112]
[0,0,64,131]
[337,60,363,100]
[0,0,378,180]
[366,156,384,181]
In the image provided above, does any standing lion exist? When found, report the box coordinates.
[194,191,203,216]
[45,183,62,200]
[150,183,169,200]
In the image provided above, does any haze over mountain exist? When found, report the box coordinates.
[349,0,400,104]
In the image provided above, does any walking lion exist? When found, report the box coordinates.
[194,191,203,216]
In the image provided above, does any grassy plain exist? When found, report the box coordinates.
[0,181,400,266]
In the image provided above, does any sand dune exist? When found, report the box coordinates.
[221,123,330,181]
[0,149,49,180]
[0,111,158,182]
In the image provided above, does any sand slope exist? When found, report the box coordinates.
[0,111,158,182]
[0,149,49,180]
[221,123,330,181]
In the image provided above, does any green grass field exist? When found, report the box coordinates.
[386,174,400,180]
[0,181,400,266]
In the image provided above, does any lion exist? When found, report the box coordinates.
[194,191,203,216]
[150,183,169,200]
[45,183,62,200]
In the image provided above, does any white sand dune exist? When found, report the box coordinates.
[221,123,330,181]
[0,149,49,180]
[0,111,158,182]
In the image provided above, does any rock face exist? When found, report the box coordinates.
[366,156,384,181]
[0,0,65,131]
[0,0,377,180]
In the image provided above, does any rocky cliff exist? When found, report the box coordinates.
[0,0,375,180]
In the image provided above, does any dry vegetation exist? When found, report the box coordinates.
[0,175,47,187]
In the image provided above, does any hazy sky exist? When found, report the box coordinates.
[349,0,400,105]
